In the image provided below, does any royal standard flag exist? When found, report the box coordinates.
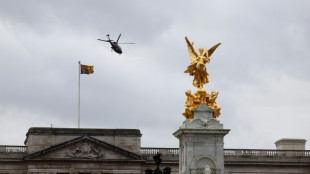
[80,64,94,74]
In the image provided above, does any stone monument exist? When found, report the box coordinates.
[174,37,229,174]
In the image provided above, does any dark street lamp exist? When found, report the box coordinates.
[145,153,171,174]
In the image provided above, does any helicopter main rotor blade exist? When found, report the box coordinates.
[98,39,113,42]
[117,34,121,42]
[118,43,135,44]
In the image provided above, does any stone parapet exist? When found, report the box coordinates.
[25,127,141,140]
[25,127,142,154]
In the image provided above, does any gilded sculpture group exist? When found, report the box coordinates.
[182,37,221,120]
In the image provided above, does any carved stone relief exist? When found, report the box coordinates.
[65,142,105,159]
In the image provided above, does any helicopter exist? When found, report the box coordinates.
[97,34,135,54]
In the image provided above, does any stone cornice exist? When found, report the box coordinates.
[173,128,230,138]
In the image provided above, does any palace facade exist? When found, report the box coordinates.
[0,127,309,174]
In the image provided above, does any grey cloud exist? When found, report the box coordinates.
[0,0,310,149]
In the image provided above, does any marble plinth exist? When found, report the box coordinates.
[174,104,230,174]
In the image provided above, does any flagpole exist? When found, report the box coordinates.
[78,61,81,128]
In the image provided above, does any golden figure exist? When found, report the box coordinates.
[185,37,221,89]
[197,88,208,104]
[206,91,221,118]
[182,90,195,120]
[183,37,222,120]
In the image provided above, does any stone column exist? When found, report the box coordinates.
[173,104,230,174]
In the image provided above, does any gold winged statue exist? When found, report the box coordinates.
[182,37,221,120]
[185,37,221,89]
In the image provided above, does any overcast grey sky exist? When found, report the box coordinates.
[0,0,310,149]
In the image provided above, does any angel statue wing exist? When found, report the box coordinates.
[185,37,198,62]
[205,43,221,58]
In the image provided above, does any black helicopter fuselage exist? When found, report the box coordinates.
[109,41,122,54]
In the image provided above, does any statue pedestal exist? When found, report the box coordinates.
[174,104,230,174]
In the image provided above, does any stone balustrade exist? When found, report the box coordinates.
[1,146,310,157]
[0,145,27,153]
[141,148,310,157]
[140,148,179,161]
[141,147,179,155]
[224,149,310,157]
[1,146,310,158]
